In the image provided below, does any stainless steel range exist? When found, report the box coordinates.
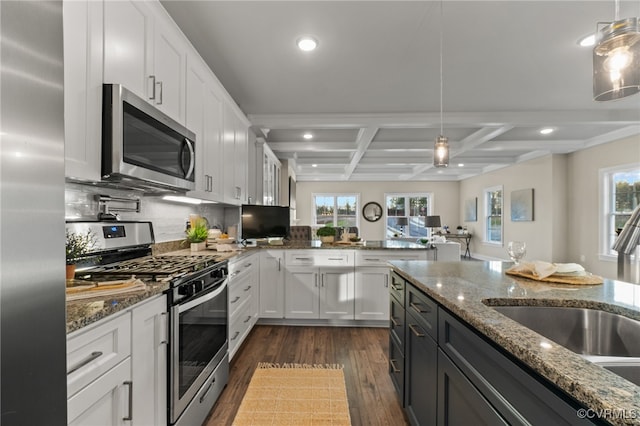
[67,221,230,426]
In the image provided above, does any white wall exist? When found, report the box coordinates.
[296,181,460,241]
[566,135,640,279]
[459,154,567,263]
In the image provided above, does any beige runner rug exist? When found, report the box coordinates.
[232,363,352,425]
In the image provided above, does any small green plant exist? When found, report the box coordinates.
[66,230,95,265]
[316,225,336,237]
[186,218,209,243]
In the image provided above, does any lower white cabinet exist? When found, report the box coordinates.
[67,294,168,426]
[354,267,390,321]
[259,250,285,318]
[228,253,259,359]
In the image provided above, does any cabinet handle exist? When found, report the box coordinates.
[244,263,252,268]
[235,186,241,199]
[295,257,312,261]
[155,81,163,105]
[364,258,381,261]
[147,75,156,100]
[243,285,252,292]
[391,284,403,291]
[206,175,212,192]
[315,274,318,287]
[390,316,399,327]
[67,351,103,374]
[199,377,216,404]
[244,315,251,323]
[410,302,429,314]
[123,381,133,421]
[384,274,389,288]
[160,312,169,345]
[389,359,401,373]
[408,323,425,337]
[230,296,241,304]
[320,274,324,287]
[277,258,281,271]
[328,257,344,261]
[231,331,240,341]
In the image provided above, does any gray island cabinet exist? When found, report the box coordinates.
[388,260,640,426]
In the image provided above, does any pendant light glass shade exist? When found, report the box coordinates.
[593,17,640,101]
[433,135,449,168]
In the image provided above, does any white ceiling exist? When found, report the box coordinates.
[161,1,640,182]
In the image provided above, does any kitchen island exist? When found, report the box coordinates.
[389,260,640,426]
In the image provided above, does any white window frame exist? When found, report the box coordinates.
[384,193,434,239]
[483,185,503,245]
[312,193,360,229]
[599,163,640,261]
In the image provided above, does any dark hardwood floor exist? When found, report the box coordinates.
[204,325,409,426]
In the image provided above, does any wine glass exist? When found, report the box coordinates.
[507,241,526,265]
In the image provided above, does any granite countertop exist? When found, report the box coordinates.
[389,260,640,426]
[249,239,428,249]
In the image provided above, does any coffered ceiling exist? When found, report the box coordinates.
[161,1,640,182]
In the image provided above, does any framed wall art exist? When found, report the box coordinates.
[511,188,534,221]
[464,197,477,222]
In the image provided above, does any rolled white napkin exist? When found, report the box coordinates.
[509,261,586,279]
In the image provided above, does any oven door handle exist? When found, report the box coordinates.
[177,279,227,313]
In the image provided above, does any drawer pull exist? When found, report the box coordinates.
[67,351,103,374]
[384,275,389,288]
[295,257,312,261]
[244,316,251,323]
[243,286,252,292]
[230,331,240,341]
[364,258,381,261]
[390,359,401,373]
[123,381,133,421]
[327,257,344,261]
[408,323,425,337]
[410,302,428,314]
[391,284,403,291]
[199,377,216,404]
[244,263,252,268]
[390,316,399,327]
[230,296,241,304]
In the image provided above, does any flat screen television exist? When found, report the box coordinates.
[241,204,290,240]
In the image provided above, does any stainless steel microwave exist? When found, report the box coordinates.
[102,84,196,192]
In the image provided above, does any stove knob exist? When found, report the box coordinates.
[211,268,228,279]
[178,283,195,297]
[194,279,204,293]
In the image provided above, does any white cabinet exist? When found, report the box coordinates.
[67,295,168,426]
[186,54,224,201]
[259,250,285,318]
[228,254,259,359]
[63,0,103,181]
[284,250,355,320]
[67,358,132,426]
[355,268,389,321]
[254,139,282,205]
[104,0,186,123]
[131,295,168,426]
[223,102,249,205]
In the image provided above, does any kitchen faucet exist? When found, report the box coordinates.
[612,204,640,283]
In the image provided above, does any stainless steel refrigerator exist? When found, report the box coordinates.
[1,1,67,424]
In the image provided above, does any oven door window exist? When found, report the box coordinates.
[178,286,227,399]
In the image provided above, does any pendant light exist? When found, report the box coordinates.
[434,1,449,167]
[593,0,640,101]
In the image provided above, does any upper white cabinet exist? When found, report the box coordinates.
[223,103,249,205]
[254,139,282,205]
[63,0,103,182]
[186,54,224,201]
[103,0,186,123]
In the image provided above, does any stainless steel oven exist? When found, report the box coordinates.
[169,261,229,426]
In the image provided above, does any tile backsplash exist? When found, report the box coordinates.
[65,183,238,242]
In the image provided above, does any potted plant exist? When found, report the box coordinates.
[316,225,336,243]
[457,225,464,234]
[186,218,209,251]
[65,229,95,280]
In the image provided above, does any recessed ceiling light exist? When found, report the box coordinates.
[539,127,555,135]
[577,33,596,47]
[297,36,318,52]
[458,163,464,167]
[312,164,318,168]
[303,132,313,140]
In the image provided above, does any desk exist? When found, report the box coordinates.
[438,233,472,258]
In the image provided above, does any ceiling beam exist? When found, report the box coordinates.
[343,126,379,179]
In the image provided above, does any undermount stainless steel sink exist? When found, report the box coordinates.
[488,305,640,386]
[490,305,640,357]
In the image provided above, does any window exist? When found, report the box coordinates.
[484,186,503,244]
[385,193,432,238]
[601,164,640,257]
[313,194,359,228]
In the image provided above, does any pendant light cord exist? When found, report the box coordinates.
[439,0,444,136]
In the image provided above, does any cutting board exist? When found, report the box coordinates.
[505,269,603,285]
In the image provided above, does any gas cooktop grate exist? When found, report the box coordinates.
[83,255,224,278]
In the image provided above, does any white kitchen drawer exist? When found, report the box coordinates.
[228,294,256,359]
[355,249,427,267]
[228,253,257,277]
[228,273,254,319]
[67,311,131,398]
[286,250,353,267]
